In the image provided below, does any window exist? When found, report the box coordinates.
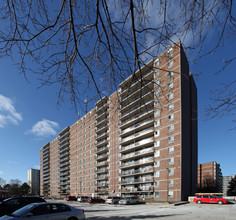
[155,130,160,137]
[154,161,160,167]
[168,114,174,122]
[169,147,174,154]
[168,60,173,68]
[168,136,174,143]
[168,157,174,165]
[155,79,160,87]
[168,92,174,100]
[168,179,174,187]
[155,110,160,117]
[168,81,173,89]
[168,124,174,132]
[155,191,160,198]
[168,48,173,58]
[155,181,160,187]
[168,190,174,197]
[154,100,160,107]
[155,171,160,177]
[155,120,160,127]
[154,58,159,67]
[154,140,160,148]
[168,71,173,79]
[168,103,174,111]
[154,70,159,77]
[155,89,160,97]
[155,150,160,157]
[168,168,174,176]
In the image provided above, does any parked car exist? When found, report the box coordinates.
[106,196,121,204]
[77,196,88,202]
[119,197,139,205]
[0,202,85,220]
[87,197,105,204]
[193,195,229,204]
[65,196,77,201]
[0,197,46,217]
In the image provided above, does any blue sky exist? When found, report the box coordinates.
[0,2,235,184]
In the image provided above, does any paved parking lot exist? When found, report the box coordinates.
[51,200,236,219]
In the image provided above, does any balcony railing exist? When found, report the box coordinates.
[120,167,153,176]
[120,147,154,160]
[120,117,153,136]
[120,158,153,168]
[120,99,153,119]
[96,161,109,167]
[95,138,108,147]
[120,127,153,144]
[120,80,153,103]
[121,89,153,110]
[121,187,153,193]
[119,108,153,128]
[121,177,153,184]
[119,137,153,153]
[120,69,153,91]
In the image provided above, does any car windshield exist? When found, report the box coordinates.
[10,203,36,217]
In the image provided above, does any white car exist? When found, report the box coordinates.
[119,197,139,205]
[0,202,85,220]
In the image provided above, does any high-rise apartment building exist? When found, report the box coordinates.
[40,42,198,202]
[198,162,223,193]
[223,175,235,196]
[27,168,40,195]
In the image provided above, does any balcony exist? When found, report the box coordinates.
[120,90,153,113]
[96,175,109,180]
[119,108,153,129]
[95,182,109,187]
[96,124,107,133]
[59,137,70,147]
[120,147,154,161]
[120,177,153,185]
[59,141,70,150]
[96,167,109,174]
[120,80,153,104]
[59,156,70,163]
[43,152,50,159]
[95,138,108,148]
[120,99,154,121]
[95,153,109,161]
[59,161,70,168]
[59,145,70,154]
[120,127,154,145]
[95,146,108,154]
[59,150,69,158]
[95,131,107,141]
[119,68,153,92]
[59,127,70,138]
[43,157,50,163]
[121,186,154,193]
[120,157,153,169]
[120,117,154,137]
[95,116,108,127]
[96,160,109,167]
[95,189,109,193]
[95,111,107,120]
[120,167,154,177]
[119,137,153,153]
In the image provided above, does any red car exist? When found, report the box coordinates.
[87,197,105,204]
[194,195,229,205]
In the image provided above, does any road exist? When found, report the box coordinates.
[51,200,236,219]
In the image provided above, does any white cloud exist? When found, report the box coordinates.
[0,94,23,128]
[7,160,18,165]
[30,119,59,137]
[0,171,3,175]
